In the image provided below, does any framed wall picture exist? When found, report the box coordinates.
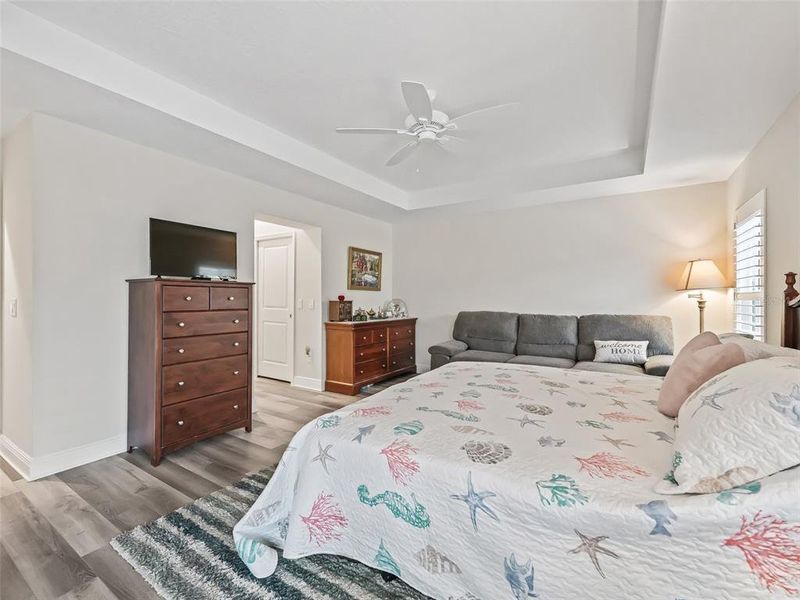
[347,246,382,291]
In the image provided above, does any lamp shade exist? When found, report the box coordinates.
[677,259,728,291]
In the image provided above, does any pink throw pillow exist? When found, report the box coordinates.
[657,332,745,417]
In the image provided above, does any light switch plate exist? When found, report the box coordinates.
[308,299,315,310]
[297,298,303,310]
[10,298,17,318]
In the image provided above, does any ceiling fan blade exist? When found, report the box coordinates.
[401,81,433,123]
[336,128,406,135]
[449,102,520,126]
[386,140,420,166]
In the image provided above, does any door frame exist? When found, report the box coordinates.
[255,232,296,382]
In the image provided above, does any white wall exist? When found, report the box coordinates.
[394,183,731,369]
[726,95,799,345]
[1,113,392,476]
[1,117,35,458]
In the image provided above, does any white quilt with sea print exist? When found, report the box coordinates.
[233,362,800,600]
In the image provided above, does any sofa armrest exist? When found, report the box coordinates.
[429,339,468,357]
[644,354,673,377]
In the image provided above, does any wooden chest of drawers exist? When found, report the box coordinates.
[127,278,254,465]
[325,318,417,395]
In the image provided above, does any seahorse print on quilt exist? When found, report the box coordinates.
[357,485,431,528]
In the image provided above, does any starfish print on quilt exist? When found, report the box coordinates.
[568,529,620,578]
[450,471,500,532]
[311,442,336,474]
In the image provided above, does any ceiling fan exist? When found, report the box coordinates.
[336,81,518,167]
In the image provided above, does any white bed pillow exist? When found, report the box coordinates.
[719,333,800,362]
[593,340,648,365]
[656,357,800,495]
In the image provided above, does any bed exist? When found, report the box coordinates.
[234,359,800,599]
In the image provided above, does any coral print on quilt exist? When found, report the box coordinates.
[233,362,800,600]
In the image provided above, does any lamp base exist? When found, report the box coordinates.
[688,292,706,333]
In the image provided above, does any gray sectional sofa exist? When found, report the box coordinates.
[429,312,674,376]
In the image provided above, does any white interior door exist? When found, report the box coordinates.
[257,234,295,381]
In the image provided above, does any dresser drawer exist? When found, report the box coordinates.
[355,358,387,382]
[162,286,210,312]
[162,333,247,365]
[388,324,414,341]
[162,355,248,405]
[388,353,415,371]
[354,342,386,364]
[162,389,247,447]
[163,310,248,338]
[210,287,249,310]
[389,337,415,355]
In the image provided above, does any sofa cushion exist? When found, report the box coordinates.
[453,311,519,353]
[450,350,515,364]
[507,355,576,369]
[515,314,578,360]
[573,361,645,376]
[577,314,673,362]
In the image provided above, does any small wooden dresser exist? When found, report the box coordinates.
[325,318,417,395]
[127,277,254,465]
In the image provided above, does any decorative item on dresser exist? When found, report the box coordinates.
[325,318,417,394]
[329,299,353,322]
[784,271,799,349]
[127,277,254,465]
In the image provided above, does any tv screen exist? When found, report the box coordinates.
[149,218,237,279]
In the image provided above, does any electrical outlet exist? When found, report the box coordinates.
[10,298,17,318]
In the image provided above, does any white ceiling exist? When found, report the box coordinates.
[2,1,799,217]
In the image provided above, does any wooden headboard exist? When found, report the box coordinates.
[784,272,799,349]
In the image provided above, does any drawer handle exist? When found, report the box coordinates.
[233,319,240,324]
[392,345,396,350]
[178,322,185,328]
[233,404,239,409]
[227,296,235,301]
[233,342,240,347]
[382,364,386,368]
[177,381,185,387]
[359,369,364,374]
[409,356,414,360]
[394,331,399,335]
[359,352,364,357]
[392,361,396,366]
[177,420,185,426]
[379,333,384,338]
[410,341,414,346]
[177,348,185,354]
[408,329,412,334]
[184,296,192,301]
[233,370,240,375]
[362,336,367,340]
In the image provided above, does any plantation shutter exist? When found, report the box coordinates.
[734,191,766,341]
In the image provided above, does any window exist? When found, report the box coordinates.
[734,190,766,340]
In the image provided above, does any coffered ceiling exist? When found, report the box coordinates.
[2,1,798,218]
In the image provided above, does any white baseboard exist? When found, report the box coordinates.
[0,435,32,480]
[0,433,126,481]
[292,376,323,391]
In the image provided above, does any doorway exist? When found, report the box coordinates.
[256,233,295,381]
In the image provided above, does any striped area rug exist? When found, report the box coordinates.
[111,469,430,600]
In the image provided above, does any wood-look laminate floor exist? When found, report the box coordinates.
[0,376,412,600]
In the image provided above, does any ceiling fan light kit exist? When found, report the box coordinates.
[336,80,517,166]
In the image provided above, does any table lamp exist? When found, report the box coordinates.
[677,259,728,333]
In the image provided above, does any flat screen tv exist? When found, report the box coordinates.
[149,218,237,279]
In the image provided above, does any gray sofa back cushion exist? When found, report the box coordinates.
[453,311,519,353]
[516,314,578,359]
[577,314,674,361]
